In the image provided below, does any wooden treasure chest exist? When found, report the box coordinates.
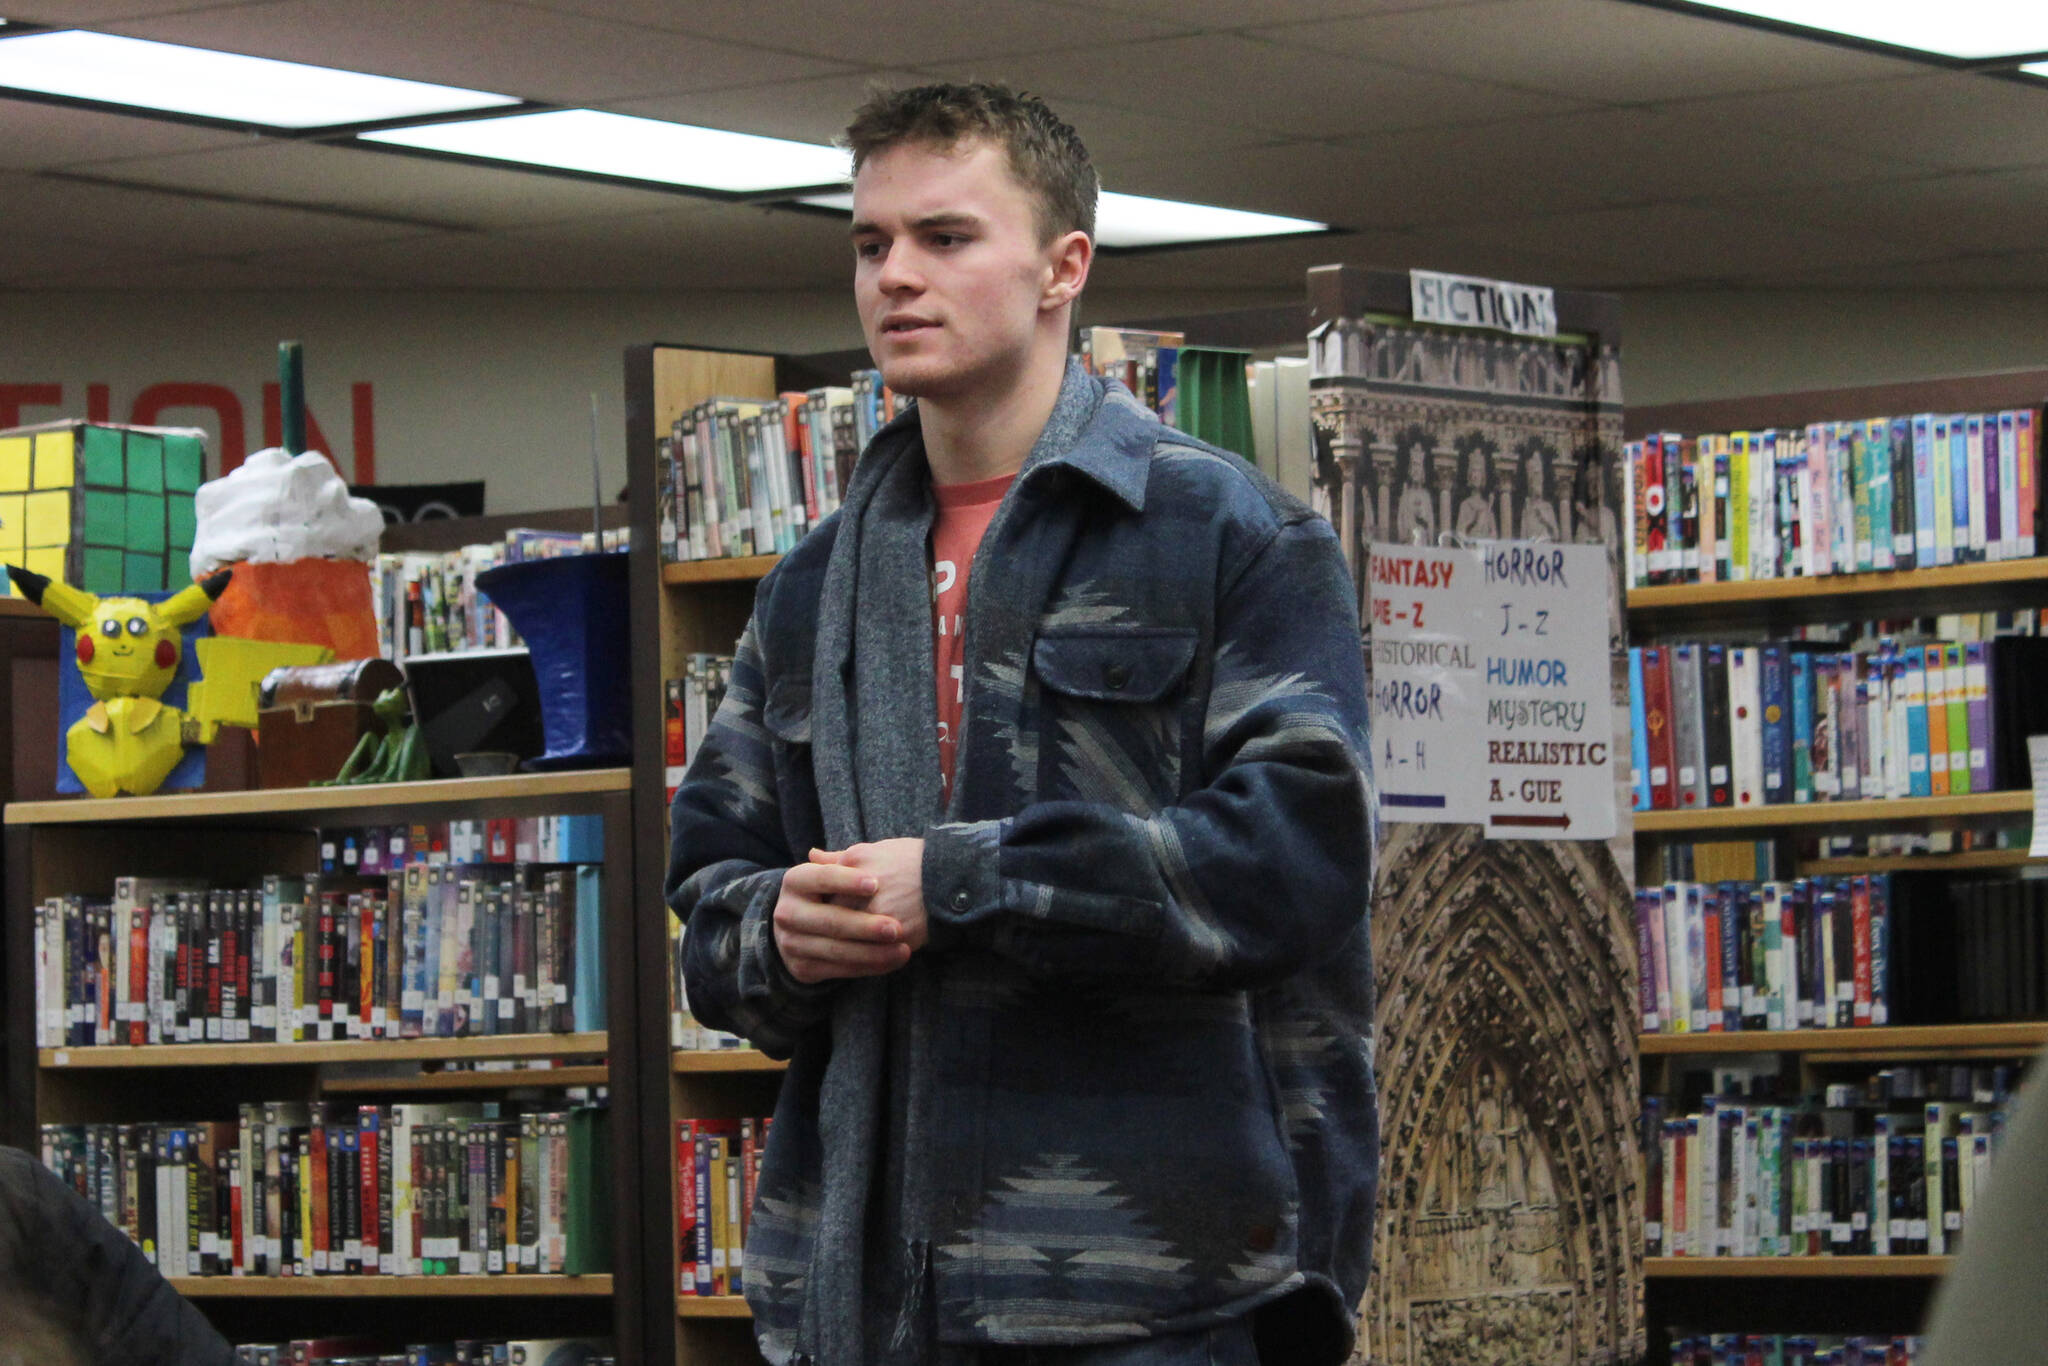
[256,658,405,789]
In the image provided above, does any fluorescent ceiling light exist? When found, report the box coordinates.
[2025,60,2048,79]
[362,109,851,194]
[1679,2,2048,60]
[798,190,1327,249]
[0,29,518,128]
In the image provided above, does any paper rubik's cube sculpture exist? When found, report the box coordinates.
[0,421,205,598]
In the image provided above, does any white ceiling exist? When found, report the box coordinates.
[5,0,2048,295]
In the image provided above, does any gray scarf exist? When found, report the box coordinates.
[800,361,1104,1364]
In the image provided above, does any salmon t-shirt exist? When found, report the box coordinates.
[931,472,1015,798]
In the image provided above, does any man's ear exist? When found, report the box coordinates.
[1041,229,1093,312]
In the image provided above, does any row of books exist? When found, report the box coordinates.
[232,1342,612,1366]
[39,1102,611,1279]
[1641,1076,2013,1259]
[32,864,604,1049]
[1079,326,1184,424]
[316,815,605,877]
[668,914,743,1052]
[371,528,627,662]
[1669,1337,1920,1366]
[1627,635,2048,812]
[674,1115,767,1296]
[1625,408,2041,588]
[656,372,906,564]
[1634,876,1893,1036]
[661,652,733,804]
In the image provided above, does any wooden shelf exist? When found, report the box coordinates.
[320,1065,608,1095]
[41,1033,608,1069]
[0,596,48,618]
[1640,1022,2048,1057]
[5,769,631,827]
[677,1296,753,1318]
[662,556,780,586]
[1627,557,2048,630]
[1644,1256,1947,1279]
[1800,848,2037,875]
[672,1049,785,1074]
[167,1274,612,1298]
[1634,790,2031,835]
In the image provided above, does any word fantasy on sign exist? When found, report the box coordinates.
[1369,538,1615,839]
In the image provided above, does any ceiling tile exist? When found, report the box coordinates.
[1439,200,1933,288]
[916,32,1593,141]
[96,0,851,104]
[1048,0,1499,27]
[0,169,454,254]
[603,69,930,146]
[0,96,253,171]
[513,0,1194,65]
[1736,252,2048,291]
[1686,73,2048,172]
[4,1,270,19]
[1252,0,1932,106]
[75,138,709,230]
[1729,169,2048,257]
[261,201,858,290]
[1317,103,1922,225]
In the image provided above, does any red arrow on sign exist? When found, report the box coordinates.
[1490,812,1572,829]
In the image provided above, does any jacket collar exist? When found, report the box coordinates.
[848,358,1158,514]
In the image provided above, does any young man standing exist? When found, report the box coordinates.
[668,85,1376,1366]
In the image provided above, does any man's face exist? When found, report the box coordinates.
[851,138,1062,402]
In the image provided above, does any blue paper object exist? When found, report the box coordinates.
[473,552,631,770]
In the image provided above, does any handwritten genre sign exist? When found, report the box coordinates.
[1369,539,1615,840]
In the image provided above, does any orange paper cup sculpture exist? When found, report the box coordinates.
[190,447,385,661]
[207,557,378,660]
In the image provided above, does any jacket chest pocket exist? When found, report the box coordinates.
[762,677,824,857]
[1030,626,1196,815]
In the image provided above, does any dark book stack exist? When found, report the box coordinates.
[1888,873,2048,1025]
[1667,1333,1919,1364]
[39,1103,610,1279]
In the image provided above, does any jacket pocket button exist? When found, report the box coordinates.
[951,888,971,912]
[1104,663,1130,691]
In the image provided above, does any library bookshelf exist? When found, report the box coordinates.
[1626,539,2048,1358]
[2,768,644,1352]
[626,343,792,1366]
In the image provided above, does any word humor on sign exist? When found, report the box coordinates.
[1368,538,1615,840]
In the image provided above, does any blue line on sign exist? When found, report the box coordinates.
[1383,793,1447,808]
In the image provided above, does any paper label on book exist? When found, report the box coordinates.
[380,1253,396,1274]
[499,998,515,1019]
[460,1251,481,1275]
[2027,735,2048,857]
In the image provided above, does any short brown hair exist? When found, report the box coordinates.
[844,82,1097,244]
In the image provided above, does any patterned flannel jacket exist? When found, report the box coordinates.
[668,373,1378,1365]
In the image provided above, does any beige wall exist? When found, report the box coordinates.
[1621,288,2048,406]
[5,284,2044,513]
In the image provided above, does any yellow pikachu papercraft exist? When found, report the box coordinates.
[6,565,231,797]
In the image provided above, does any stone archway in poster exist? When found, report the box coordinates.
[1306,266,1641,1366]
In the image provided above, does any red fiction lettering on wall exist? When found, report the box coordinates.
[0,382,376,483]
[0,384,62,428]
[131,383,248,470]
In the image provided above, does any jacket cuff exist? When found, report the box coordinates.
[923,819,1003,951]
